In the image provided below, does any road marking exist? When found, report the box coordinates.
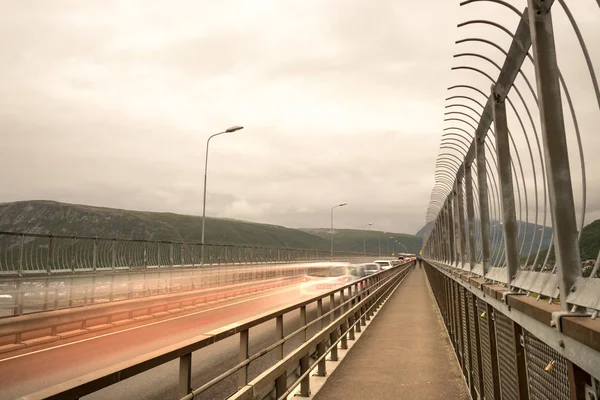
[0,284,301,363]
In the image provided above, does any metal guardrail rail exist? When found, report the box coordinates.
[422,1,600,398]
[0,263,314,317]
[0,231,375,277]
[424,260,600,400]
[20,263,412,400]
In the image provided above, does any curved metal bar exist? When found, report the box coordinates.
[455,40,537,104]
[451,65,496,85]
[448,84,487,99]
[455,53,549,268]
[445,95,485,109]
[441,138,470,155]
[436,160,462,175]
[444,110,480,126]
[443,126,474,139]
[458,19,513,39]
[458,17,586,244]
[440,144,467,158]
[557,0,600,113]
[445,103,482,118]
[436,155,463,169]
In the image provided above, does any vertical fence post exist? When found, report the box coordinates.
[456,174,467,270]
[92,237,98,273]
[18,233,24,277]
[170,242,174,268]
[476,128,492,274]
[111,239,116,272]
[453,183,462,268]
[492,86,521,287]
[527,0,582,309]
[465,163,477,270]
[178,353,192,397]
[447,198,455,266]
[47,235,53,275]
[276,315,284,360]
[238,329,249,388]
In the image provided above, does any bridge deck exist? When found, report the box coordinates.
[314,267,469,400]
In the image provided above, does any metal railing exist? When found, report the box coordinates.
[423,0,600,313]
[0,231,374,277]
[424,260,600,400]
[0,263,311,317]
[422,1,600,397]
[21,263,412,400]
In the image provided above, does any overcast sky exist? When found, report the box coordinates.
[1,1,598,235]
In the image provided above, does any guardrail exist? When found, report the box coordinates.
[0,263,313,317]
[421,4,600,397]
[0,275,304,354]
[0,231,376,277]
[424,260,600,400]
[21,263,412,399]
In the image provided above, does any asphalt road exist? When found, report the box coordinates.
[0,280,341,400]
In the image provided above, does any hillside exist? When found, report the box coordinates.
[0,201,421,255]
[416,220,553,256]
[302,228,422,255]
[530,219,599,277]
[0,200,328,249]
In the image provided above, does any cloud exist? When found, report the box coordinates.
[0,0,598,236]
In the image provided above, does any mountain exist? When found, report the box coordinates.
[531,219,599,277]
[302,228,422,256]
[0,200,328,249]
[415,220,553,257]
[0,201,421,255]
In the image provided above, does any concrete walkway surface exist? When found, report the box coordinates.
[313,268,469,400]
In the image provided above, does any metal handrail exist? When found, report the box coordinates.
[20,263,412,399]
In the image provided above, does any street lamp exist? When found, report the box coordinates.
[201,125,244,264]
[330,202,348,255]
[363,222,374,255]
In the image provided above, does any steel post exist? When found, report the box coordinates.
[476,130,492,274]
[465,164,477,269]
[238,329,249,388]
[453,188,461,267]
[527,0,582,309]
[447,198,455,266]
[178,353,192,397]
[492,87,521,287]
[456,176,467,269]
[276,315,284,360]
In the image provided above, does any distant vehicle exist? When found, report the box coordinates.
[373,260,393,270]
[301,263,361,294]
[357,263,381,276]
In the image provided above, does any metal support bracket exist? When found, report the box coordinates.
[550,311,592,333]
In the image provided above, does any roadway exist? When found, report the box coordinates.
[0,278,339,400]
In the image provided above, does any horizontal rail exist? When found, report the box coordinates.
[0,231,378,277]
[424,260,600,399]
[19,262,413,399]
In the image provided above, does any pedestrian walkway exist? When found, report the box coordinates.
[313,267,469,400]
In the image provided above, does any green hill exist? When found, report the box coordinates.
[0,200,328,249]
[0,201,421,255]
[416,220,553,257]
[302,228,422,256]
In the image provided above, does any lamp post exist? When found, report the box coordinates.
[362,222,374,255]
[201,125,244,264]
[330,202,348,256]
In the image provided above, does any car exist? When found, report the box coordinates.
[373,260,393,270]
[359,263,382,276]
[300,263,361,294]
